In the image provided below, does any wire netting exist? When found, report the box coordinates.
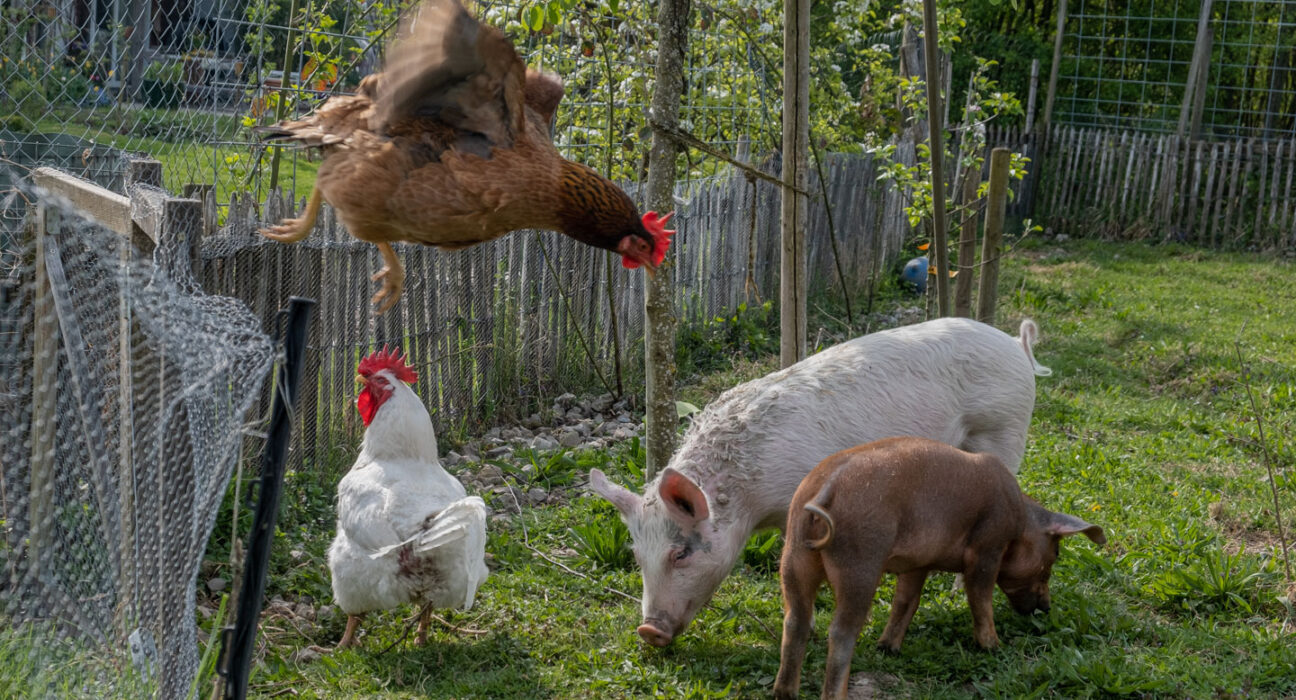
[0,166,276,698]
[1,0,783,206]
[1055,0,1296,138]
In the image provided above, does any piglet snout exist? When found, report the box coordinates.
[637,621,673,647]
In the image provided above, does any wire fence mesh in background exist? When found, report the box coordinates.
[0,0,782,208]
[0,169,276,698]
[1056,0,1296,138]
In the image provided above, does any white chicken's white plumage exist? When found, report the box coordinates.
[328,361,488,647]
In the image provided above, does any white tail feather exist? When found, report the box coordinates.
[369,497,487,559]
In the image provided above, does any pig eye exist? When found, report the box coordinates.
[672,546,692,564]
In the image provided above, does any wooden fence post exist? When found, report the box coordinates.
[26,204,57,615]
[1042,0,1068,130]
[1178,0,1215,140]
[977,148,1011,325]
[780,0,810,366]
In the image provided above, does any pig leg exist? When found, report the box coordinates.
[962,553,1004,649]
[774,551,823,700]
[876,569,928,653]
[820,561,883,700]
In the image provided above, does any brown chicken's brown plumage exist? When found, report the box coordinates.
[257,0,673,313]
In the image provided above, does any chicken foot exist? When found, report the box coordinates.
[370,242,405,314]
[259,186,323,243]
[337,613,364,649]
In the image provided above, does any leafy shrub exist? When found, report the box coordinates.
[676,300,778,378]
[1146,549,1277,615]
[569,514,633,570]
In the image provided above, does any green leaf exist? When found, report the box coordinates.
[525,5,544,31]
[606,0,619,14]
[675,401,701,419]
[546,0,562,25]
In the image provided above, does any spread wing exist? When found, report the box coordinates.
[372,0,527,146]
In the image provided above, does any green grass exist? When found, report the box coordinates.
[185,241,1296,696]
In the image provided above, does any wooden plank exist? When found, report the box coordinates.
[1255,138,1271,237]
[1281,138,1296,239]
[26,204,58,613]
[1222,140,1242,245]
[1201,142,1219,247]
[30,167,134,239]
[977,148,1011,325]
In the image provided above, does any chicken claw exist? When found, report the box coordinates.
[370,242,405,314]
[259,218,313,243]
[258,186,322,244]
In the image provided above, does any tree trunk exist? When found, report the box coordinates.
[921,0,951,316]
[642,0,691,479]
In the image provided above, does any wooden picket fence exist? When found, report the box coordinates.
[1017,125,1296,248]
[198,149,917,469]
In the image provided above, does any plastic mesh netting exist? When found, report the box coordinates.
[0,165,276,698]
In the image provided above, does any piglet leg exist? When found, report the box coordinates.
[877,569,928,653]
[962,557,1002,649]
[774,559,821,700]
[820,562,883,700]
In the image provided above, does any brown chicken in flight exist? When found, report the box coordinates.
[256,0,674,313]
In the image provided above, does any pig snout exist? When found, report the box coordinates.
[1006,586,1051,615]
[637,619,675,647]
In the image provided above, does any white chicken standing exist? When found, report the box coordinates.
[328,347,489,648]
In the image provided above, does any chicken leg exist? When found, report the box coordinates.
[370,242,405,314]
[338,613,364,649]
[259,186,323,243]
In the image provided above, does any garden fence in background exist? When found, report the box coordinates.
[1,0,782,207]
[986,124,1296,249]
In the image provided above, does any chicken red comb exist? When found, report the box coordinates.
[357,345,418,384]
[624,211,675,269]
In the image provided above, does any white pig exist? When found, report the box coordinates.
[589,317,1051,646]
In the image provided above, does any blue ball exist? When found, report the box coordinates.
[902,256,929,293]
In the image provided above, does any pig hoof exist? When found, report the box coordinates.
[636,623,673,647]
[876,641,902,655]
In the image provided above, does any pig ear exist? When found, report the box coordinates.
[589,469,641,517]
[659,468,710,526]
[1046,511,1106,545]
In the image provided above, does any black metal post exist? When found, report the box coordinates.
[220,296,315,700]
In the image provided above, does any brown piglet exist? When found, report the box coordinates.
[773,437,1105,700]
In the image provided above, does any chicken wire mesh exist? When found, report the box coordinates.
[1055,0,1296,138]
[0,165,276,698]
[0,0,781,206]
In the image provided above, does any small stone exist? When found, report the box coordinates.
[530,435,559,451]
[478,464,504,480]
[612,427,636,441]
[1055,233,1070,242]
[289,549,304,560]
[292,647,321,664]
[317,605,338,623]
[565,408,584,422]
[523,413,544,429]
[484,427,501,440]
[553,392,577,411]
[527,488,548,505]
[206,578,227,593]
[443,451,462,467]
[485,445,513,459]
[490,513,512,525]
[616,412,632,423]
[574,419,594,437]
[294,603,316,621]
[559,430,583,448]
[196,604,215,620]
[591,393,615,413]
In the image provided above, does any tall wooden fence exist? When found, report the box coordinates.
[987,124,1296,250]
[198,150,917,469]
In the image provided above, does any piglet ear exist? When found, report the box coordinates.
[1046,511,1106,545]
[659,467,710,526]
[589,469,641,518]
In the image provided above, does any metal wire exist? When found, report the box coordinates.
[1057,0,1296,139]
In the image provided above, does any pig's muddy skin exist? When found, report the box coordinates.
[590,317,1053,646]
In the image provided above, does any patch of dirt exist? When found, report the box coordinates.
[847,672,904,699]
[1208,501,1290,557]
